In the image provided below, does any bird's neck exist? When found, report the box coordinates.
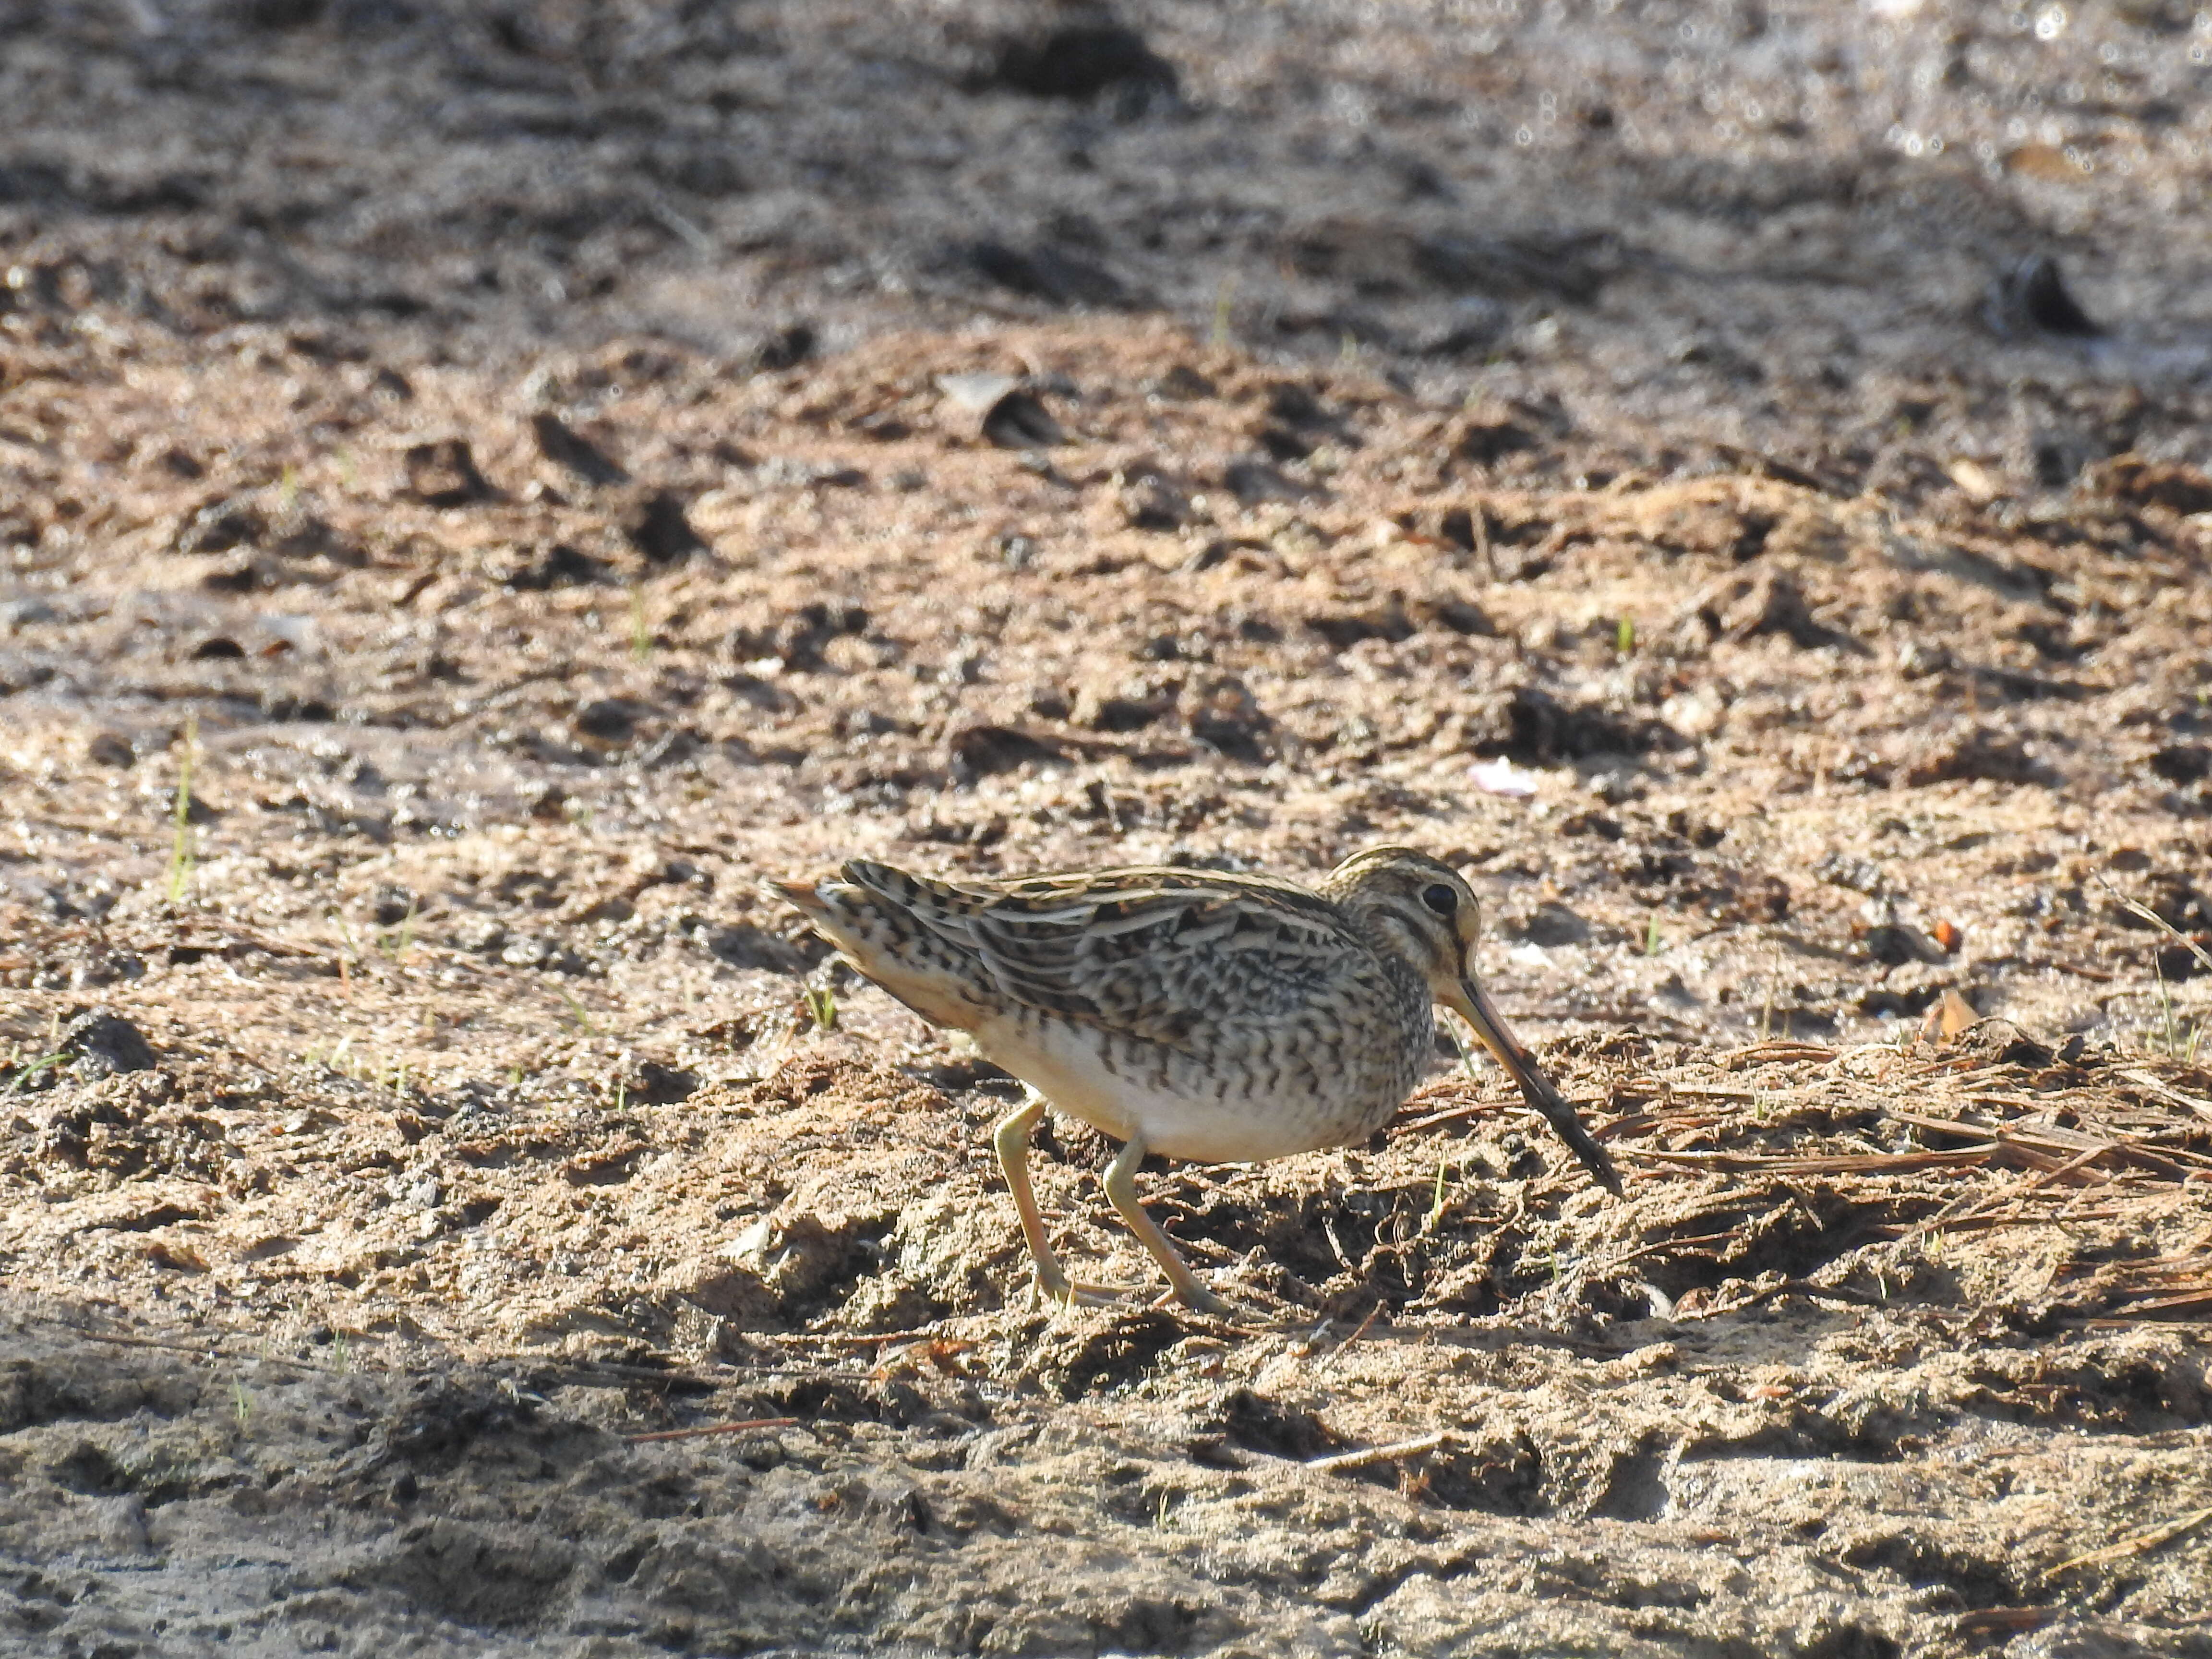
[1343,903,1437,1030]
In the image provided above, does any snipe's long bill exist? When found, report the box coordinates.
[771,846,1618,1315]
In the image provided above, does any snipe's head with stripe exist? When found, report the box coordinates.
[1322,846,1619,1193]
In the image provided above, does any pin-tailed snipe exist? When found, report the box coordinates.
[771,846,1618,1315]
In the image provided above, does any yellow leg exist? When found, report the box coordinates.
[1102,1132,1232,1316]
[992,1094,1076,1303]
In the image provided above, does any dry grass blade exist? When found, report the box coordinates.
[2094,875,2212,976]
[2118,1069,2212,1125]
[1626,1146,1994,1175]
[625,1416,802,1444]
[1705,1277,1887,1313]
[1392,1097,1509,1138]
[1885,1106,2204,1179]
[1910,1143,2116,1242]
[1607,1228,1738,1268]
[1590,1110,1719,1142]
[1954,1610,2058,1640]
[1306,1431,1451,1474]
[2044,1504,2212,1577]
[1721,1041,1839,1069]
[1910,1205,2140,1233]
[2099,1287,2212,1319]
[1884,1110,2120,1178]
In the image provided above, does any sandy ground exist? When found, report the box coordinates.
[3,1,2212,1655]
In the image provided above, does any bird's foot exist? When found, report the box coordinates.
[1030,1264,1145,1309]
[1153,1280,1238,1319]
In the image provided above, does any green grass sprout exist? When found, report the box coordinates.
[380,897,420,961]
[557,989,601,1036]
[167,715,200,903]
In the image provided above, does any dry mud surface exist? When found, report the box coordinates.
[5,2,2212,1655]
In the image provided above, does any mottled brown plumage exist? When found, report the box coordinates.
[771,846,1616,1313]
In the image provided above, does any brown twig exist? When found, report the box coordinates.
[1338,1301,1387,1350]
[2049,961,2118,982]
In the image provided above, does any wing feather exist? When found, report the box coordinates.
[836,859,1382,1052]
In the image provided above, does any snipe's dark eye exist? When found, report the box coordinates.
[1421,882,1458,918]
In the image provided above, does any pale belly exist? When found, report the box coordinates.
[971,1009,1403,1164]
